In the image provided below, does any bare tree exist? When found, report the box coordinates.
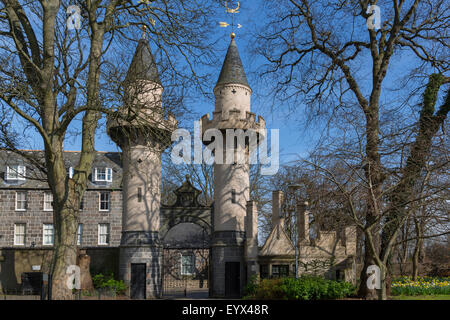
[0,0,217,299]
[254,0,448,299]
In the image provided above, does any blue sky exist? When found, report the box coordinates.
[15,0,430,169]
[73,0,317,166]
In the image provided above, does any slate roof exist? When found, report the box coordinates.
[124,37,161,86]
[0,150,122,190]
[215,38,250,89]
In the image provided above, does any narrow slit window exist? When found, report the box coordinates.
[138,187,142,202]
[231,189,236,204]
[79,197,85,211]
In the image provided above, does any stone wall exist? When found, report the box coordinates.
[0,247,119,293]
[0,248,53,292]
[210,231,246,297]
[298,228,357,283]
[119,246,162,298]
[86,248,120,277]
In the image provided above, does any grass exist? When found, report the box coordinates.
[390,294,450,300]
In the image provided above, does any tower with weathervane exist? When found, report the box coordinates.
[201,31,265,297]
[107,35,177,299]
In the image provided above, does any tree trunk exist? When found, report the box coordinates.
[357,234,379,299]
[50,206,78,300]
[45,7,104,299]
[357,100,384,299]
[380,74,448,288]
[379,266,388,300]
[412,216,423,281]
[45,142,81,299]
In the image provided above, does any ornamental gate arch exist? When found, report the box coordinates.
[160,176,212,298]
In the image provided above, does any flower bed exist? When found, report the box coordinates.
[391,276,450,296]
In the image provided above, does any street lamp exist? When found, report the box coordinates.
[288,184,302,279]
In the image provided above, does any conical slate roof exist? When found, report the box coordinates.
[215,38,249,89]
[124,37,161,85]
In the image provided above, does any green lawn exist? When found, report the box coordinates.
[390,295,450,300]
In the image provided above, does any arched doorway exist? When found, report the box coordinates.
[162,222,210,298]
[160,176,212,298]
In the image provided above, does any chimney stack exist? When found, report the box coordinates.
[272,191,284,228]
[297,201,310,244]
[246,201,259,279]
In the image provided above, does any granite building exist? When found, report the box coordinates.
[0,151,123,293]
[0,35,357,299]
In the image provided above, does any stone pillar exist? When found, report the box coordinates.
[117,138,166,299]
[210,147,249,297]
[213,159,249,232]
[297,201,310,244]
[272,191,283,228]
[108,90,176,299]
[77,250,94,291]
[245,201,259,282]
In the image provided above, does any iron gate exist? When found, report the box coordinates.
[161,247,210,298]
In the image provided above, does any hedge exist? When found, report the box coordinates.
[244,275,355,300]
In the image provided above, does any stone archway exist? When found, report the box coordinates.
[159,176,212,298]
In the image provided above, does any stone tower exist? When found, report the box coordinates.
[107,36,176,299]
[201,35,265,297]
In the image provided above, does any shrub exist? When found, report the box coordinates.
[92,273,127,295]
[243,275,259,297]
[246,275,355,300]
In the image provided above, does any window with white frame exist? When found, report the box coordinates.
[98,224,110,245]
[180,253,195,275]
[6,165,26,181]
[15,191,27,211]
[14,223,26,245]
[77,224,83,246]
[99,192,110,211]
[68,167,74,178]
[43,223,54,246]
[94,167,112,182]
[44,192,53,211]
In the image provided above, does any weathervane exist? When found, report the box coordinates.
[219,1,242,38]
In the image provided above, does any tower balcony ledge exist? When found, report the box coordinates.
[107,112,177,146]
[201,109,265,133]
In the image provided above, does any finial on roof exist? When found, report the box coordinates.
[230,32,235,39]
[141,25,147,40]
